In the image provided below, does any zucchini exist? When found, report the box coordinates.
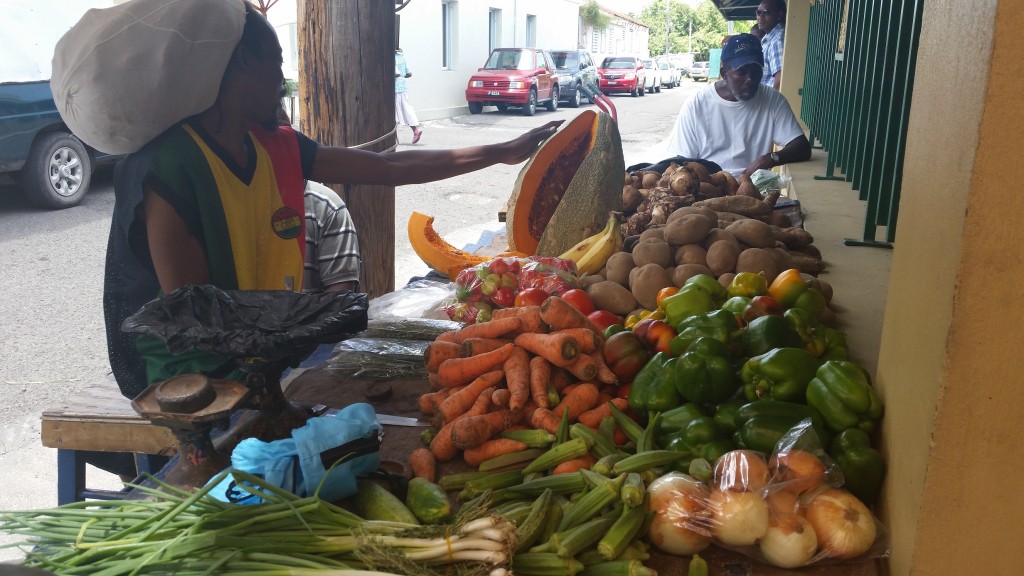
[405,477,452,524]
[353,480,420,525]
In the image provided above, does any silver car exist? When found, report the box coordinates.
[657,59,680,88]
[689,61,709,82]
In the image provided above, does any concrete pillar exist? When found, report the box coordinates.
[779,0,810,129]
[877,0,1024,573]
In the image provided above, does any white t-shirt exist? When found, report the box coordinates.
[665,83,805,176]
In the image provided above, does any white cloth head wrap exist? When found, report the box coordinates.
[51,0,247,154]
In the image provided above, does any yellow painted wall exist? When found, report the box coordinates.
[877,0,1024,573]
[780,0,809,129]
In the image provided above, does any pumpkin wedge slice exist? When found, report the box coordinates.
[408,212,489,277]
[506,110,624,256]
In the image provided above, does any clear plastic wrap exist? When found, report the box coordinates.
[445,256,579,323]
[326,337,430,379]
[368,279,454,321]
[360,318,462,341]
[647,419,889,569]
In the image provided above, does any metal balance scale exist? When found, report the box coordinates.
[123,285,369,489]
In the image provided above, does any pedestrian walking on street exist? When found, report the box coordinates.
[395,48,422,144]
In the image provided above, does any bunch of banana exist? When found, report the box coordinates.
[558,212,623,275]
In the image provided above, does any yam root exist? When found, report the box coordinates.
[693,195,773,219]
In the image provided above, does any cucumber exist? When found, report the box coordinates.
[405,477,452,524]
[353,480,420,525]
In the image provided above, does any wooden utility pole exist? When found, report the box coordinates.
[297,0,397,298]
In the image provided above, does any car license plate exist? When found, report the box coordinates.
[607,81,617,85]
[487,91,500,96]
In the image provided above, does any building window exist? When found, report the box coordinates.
[442,1,456,69]
[525,14,536,48]
[489,9,501,52]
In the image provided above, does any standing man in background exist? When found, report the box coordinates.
[757,0,786,90]
[395,48,422,144]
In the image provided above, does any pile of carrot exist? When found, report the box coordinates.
[413,296,631,474]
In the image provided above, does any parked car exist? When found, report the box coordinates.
[657,59,681,88]
[597,56,647,97]
[465,48,559,116]
[548,49,597,108]
[640,59,661,93]
[0,80,119,209]
[689,61,710,82]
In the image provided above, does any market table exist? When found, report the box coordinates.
[284,363,886,576]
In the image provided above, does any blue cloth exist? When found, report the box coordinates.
[761,24,784,85]
[206,403,382,504]
[395,51,410,94]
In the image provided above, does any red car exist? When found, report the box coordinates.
[465,48,560,116]
[597,56,647,97]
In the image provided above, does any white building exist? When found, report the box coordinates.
[267,1,650,122]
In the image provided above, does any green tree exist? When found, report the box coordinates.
[638,1,755,60]
[580,0,612,31]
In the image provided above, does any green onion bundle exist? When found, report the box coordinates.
[0,470,514,576]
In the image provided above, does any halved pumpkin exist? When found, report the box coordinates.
[506,110,625,256]
[408,212,490,278]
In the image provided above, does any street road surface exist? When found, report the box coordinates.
[0,80,701,561]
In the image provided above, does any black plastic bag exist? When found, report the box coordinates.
[626,155,722,175]
[121,284,369,361]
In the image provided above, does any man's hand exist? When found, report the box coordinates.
[500,120,563,165]
[743,154,775,178]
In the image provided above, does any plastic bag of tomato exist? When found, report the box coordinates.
[444,256,579,323]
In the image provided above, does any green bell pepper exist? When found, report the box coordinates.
[656,403,706,436]
[727,272,769,298]
[713,400,745,434]
[821,327,850,361]
[673,337,740,404]
[734,400,832,451]
[783,308,828,358]
[627,352,680,414]
[662,284,715,328]
[669,309,741,356]
[740,314,803,357]
[740,347,822,402]
[683,274,727,306]
[664,416,734,470]
[721,296,752,318]
[791,287,827,319]
[831,428,886,506]
[603,324,627,339]
[805,361,884,433]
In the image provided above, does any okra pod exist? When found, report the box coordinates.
[610,450,685,475]
[555,409,572,444]
[555,516,617,558]
[609,401,643,443]
[688,553,709,576]
[522,437,591,475]
[439,469,492,491]
[598,415,618,445]
[501,429,556,448]
[479,448,546,472]
[596,503,647,560]
[619,472,645,508]
[539,497,566,544]
[558,473,625,531]
[514,488,553,552]
[461,470,525,494]
[593,453,629,477]
[580,560,657,576]
[570,423,621,459]
[507,471,587,496]
[512,553,584,576]
[636,412,661,453]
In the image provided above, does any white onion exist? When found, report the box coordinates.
[806,488,877,559]
[707,489,769,546]
[713,449,770,492]
[769,449,828,494]
[759,513,818,568]
[646,472,712,556]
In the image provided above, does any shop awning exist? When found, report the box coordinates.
[710,0,760,21]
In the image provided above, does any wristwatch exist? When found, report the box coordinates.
[769,152,781,165]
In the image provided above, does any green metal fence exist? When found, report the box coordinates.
[799,0,923,248]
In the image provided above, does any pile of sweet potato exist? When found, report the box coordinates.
[416,297,626,470]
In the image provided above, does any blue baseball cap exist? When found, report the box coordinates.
[721,33,764,70]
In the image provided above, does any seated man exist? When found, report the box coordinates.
[665,33,810,177]
[302,180,360,294]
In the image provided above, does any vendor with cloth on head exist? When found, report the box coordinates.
[50,0,561,401]
[664,33,810,178]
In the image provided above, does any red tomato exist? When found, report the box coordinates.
[588,310,623,331]
[514,287,548,308]
[561,289,596,315]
